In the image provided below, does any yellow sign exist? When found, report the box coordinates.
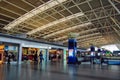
[0,45,4,50]
[0,45,4,64]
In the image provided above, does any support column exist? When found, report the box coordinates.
[67,39,77,64]
[90,44,95,64]
[46,48,49,62]
[63,49,67,62]
[18,44,22,64]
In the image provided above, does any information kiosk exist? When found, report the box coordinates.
[67,39,77,64]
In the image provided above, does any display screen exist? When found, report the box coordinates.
[91,52,95,56]
[69,49,73,57]
[69,41,77,49]
[69,41,74,48]
[90,46,95,52]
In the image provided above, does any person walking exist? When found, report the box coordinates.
[11,52,15,61]
[39,51,43,63]
[7,52,11,64]
[34,53,38,63]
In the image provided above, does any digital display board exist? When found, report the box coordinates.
[69,49,73,57]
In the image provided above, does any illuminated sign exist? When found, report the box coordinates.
[0,45,4,51]
[69,49,73,57]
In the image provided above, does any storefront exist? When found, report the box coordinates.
[4,44,19,63]
[0,45,4,64]
[22,47,39,61]
[49,48,63,62]
[0,42,19,64]
[22,47,47,63]
[0,33,68,64]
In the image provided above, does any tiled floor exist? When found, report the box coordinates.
[0,62,120,80]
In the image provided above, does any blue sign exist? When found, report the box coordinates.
[68,39,77,64]
[90,46,95,52]
[5,45,8,51]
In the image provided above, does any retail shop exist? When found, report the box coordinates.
[0,45,4,64]
[22,45,50,63]
[49,48,64,62]
[0,42,19,64]
[0,34,68,64]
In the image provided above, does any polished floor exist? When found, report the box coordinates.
[0,62,120,80]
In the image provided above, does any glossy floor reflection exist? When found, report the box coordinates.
[0,62,120,80]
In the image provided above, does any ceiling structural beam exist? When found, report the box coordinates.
[80,7,119,27]
[1,1,43,27]
[112,27,120,37]
[73,0,107,42]
[0,23,6,26]
[43,22,92,38]
[27,12,84,35]
[73,0,97,39]
[20,23,34,30]
[0,7,21,16]
[0,19,10,23]
[21,0,36,8]
[78,36,103,43]
[108,0,120,14]
[54,28,98,41]
[3,0,28,12]
[112,32,120,43]
[62,32,101,43]
[110,17,120,40]
[114,0,120,3]
[3,0,67,30]
[87,0,104,29]
[78,41,108,48]
[95,43,110,48]
[0,13,15,19]
[78,38,106,46]
[54,36,68,41]
[110,17,120,29]
[78,40,105,47]
[77,33,101,40]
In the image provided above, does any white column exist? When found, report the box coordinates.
[46,48,49,62]
[63,49,67,62]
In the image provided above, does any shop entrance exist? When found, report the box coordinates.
[22,47,47,63]
[0,45,4,64]
[4,44,19,63]
[0,42,19,64]
[49,49,63,62]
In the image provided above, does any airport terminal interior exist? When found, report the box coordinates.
[0,0,120,80]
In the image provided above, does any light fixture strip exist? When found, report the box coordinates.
[54,28,97,41]
[27,12,84,35]
[43,22,92,38]
[4,0,67,30]
[62,32,100,43]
